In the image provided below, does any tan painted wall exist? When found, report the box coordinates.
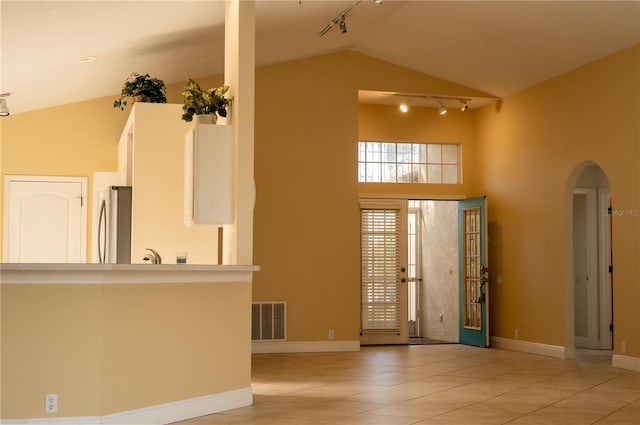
[0,77,223,261]
[1,285,102,417]
[128,103,219,265]
[358,103,480,197]
[1,46,638,367]
[253,52,489,343]
[474,44,640,356]
[1,280,251,419]
[0,96,127,260]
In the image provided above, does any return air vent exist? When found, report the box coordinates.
[251,302,286,341]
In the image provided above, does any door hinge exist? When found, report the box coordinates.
[78,195,83,207]
[609,323,614,332]
[609,265,613,273]
[607,207,612,215]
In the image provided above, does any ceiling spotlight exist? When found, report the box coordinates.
[374,0,383,4]
[437,99,447,116]
[460,101,469,112]
[319,0,361,37]
[399,102,409,113]
[339,16,347,34]
[0,93,10,117]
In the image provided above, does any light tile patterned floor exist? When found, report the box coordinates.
[173,345,640,425]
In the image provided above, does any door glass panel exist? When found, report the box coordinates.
[462,206,482,329]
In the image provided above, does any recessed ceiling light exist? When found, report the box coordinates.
[79,56,97,63]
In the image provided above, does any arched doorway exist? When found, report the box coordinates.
[564,162,613,358]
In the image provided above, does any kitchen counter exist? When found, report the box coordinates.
[0,262,259,284]
[1,262,257,422]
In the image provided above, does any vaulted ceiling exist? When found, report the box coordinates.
[2,1,639,114]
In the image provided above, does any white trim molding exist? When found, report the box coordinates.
[0,387,252,425]
[612,354,640,372]
[252,340,360,354]
[491,336,565,359]
[0,418,100,425]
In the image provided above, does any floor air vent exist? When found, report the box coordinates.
[252,302,286,341]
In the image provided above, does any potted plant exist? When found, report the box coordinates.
[181,78,229,123]
[113,72,167,110]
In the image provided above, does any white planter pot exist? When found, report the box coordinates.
[194,114,217,125]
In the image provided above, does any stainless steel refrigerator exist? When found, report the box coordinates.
[97,186,132,264]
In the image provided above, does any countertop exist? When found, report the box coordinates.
[0,263,260,284]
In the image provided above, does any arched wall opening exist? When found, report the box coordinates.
[564,161,612,359]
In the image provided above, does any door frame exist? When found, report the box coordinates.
[598,189,613,350]
[563,161,613,358]
[3,175,88,262]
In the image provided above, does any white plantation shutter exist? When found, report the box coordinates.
[361,207,402,333]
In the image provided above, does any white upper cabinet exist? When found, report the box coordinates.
[184,123,235,226]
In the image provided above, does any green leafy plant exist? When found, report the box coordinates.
[181,79,229,122]
[113,72,167,110]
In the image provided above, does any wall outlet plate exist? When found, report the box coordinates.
[45,393,58,414]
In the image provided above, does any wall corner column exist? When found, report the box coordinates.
[223,0,255,265]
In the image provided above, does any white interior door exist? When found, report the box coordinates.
[360,199,408,345]
[4,176,87,263]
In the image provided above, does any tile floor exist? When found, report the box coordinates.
[174,345,640,425]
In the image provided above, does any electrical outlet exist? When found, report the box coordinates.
[621,341,627,353]
[45,393,57,414]
[328,329,335,340]
[514,328,519,339]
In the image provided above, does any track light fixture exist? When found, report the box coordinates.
[385,92,494,116]
[0,93,10,117]
[319,0,382,37]
[437,99,447,116]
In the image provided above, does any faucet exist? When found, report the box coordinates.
[143,248,162,264]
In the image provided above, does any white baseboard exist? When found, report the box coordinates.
[0,387,252,425]
[612,354,640,371]
[574,336,590,348]
[0,417,100,425]
[491,336,565,359]
[252,340,360,354]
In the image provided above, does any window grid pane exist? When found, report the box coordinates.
[358,141,460,184]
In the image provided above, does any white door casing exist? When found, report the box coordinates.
[3,176,87,263]
[598,189,613,350]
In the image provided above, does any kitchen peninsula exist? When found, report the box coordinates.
[0,263,258,424]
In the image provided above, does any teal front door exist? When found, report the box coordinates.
[458,196,489,347]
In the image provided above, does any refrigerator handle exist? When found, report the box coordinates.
[98,199,107,263]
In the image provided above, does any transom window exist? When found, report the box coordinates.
[358,141,460,184]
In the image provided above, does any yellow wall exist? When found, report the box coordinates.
[1,280,251,419]
[1,47,638,367]
[128,103,220,264]
[474,44,640,355]
[0,96,127,260]
[252,52,490,343]
[0,77,223,261]
[358,103,480,198]
[1,285,102,417]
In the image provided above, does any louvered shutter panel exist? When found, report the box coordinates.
[361,208,402,333]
